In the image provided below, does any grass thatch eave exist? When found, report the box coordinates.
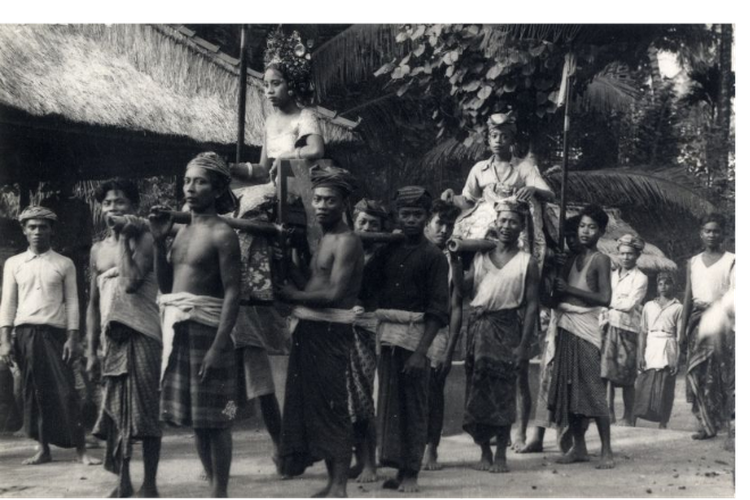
[0,24,358,149]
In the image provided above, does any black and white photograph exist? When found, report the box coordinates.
[0,9,738,498]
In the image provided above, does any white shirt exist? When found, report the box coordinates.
[690,252,735,307]
[265,107,322,159]
[470,250,531,311]
[461,156,551,204]
[0,249,79,330]
[606,267,648,333]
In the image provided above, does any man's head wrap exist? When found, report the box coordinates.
[493,198,529,217]
[617,233,645,252]
[354,198,389,221]
[18,206,57,224]
[310,164,357,197]
[394,186,432,210]
[656,271,675,284]
[186,152,237,214]
[487,111,517,135]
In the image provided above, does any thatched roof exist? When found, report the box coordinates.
[0,24,357,149]
[544,203,678,274]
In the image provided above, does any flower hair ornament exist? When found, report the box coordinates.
[264,29,315,102]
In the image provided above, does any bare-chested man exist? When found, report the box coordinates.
[276,165,363,498]
[86,179,162,497]
[149,152,241,498]
[547,204,614,469]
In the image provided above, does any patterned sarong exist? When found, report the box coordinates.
[600,325,639,387]
[347,325,377,423]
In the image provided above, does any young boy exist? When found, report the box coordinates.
[547,204,614,469]
[634,272,682,429]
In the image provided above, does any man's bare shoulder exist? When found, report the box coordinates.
[208,217,240,245]
[593,252,612,270]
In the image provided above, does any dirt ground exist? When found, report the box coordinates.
[0,369,734,497]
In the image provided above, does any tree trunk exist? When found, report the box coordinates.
[716,24,733,173]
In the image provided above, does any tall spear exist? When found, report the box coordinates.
[557,51,575,251]
[236,24,250,164]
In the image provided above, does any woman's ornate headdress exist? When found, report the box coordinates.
[264,29,314,101]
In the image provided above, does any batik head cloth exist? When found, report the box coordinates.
[617,233,645,252]
[656,271,675,284]
[394,186,432,210]
[310,164,357,197]
[18,206,57,223]
[354,198,389,221]
[493,197,529,216]
[186,152,237,214]
[487,111,517,134]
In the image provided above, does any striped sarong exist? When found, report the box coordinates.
[93,323,162,474]
[161,321,236,429]
[347,325,377,423]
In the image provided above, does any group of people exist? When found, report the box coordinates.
[0,27,735,500]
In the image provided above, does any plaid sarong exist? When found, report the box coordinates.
[601,325,639,387]
[93,323,162,474]
[161,321,237,429]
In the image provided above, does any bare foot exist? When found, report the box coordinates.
[423,460,442,471]
[199,470,212,483]
[272,453,282,476]
[516,439,543,454]
[22,450,51,465]
[355,467,378,483]
[77,452,102,466]
[595,451,615,470]
[488,460,510,473]
[556,448,590,464]
[382,478,400,490]
[511,430,526,451]
[691,430,716,440]
[658,423,667,429]
[473,454,493,471]
[398,476,419,493]
[422,445,442,471]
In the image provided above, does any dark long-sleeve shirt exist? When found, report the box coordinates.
[366,237,449,327]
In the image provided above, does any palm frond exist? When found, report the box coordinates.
[312,25,407,99]
[576,64,642,114]
[419,137,486,173]
[544,167,716,218]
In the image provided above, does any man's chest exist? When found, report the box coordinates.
[15,260,64,289]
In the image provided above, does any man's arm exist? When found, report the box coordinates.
[199,226,242,381]
[439,274,464,376]
[678,264,693,345]
[118,229,155,294]
[148,208,175,294]
[516,257,540,363]
[405,250,450,375]
[62,259,80,362]
[610,273,648,312]
[0,261,18,362]
[280,234,362,307]
[85,249,102,371]
[638,306,648,371]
